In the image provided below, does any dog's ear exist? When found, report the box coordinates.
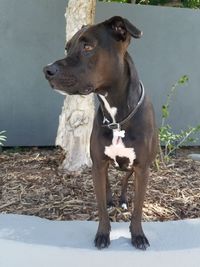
[104,16,142,41]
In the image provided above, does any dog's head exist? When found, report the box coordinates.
[43,16,142,95]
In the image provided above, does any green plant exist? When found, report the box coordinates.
[159,75,200,163]
[0,131,7,146]
[99,0,200,8]
[183,0,200,8]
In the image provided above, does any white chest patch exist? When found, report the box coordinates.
[99,95,136,168]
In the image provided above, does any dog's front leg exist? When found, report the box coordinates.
[92,161,111,249]
[130,165,150,250]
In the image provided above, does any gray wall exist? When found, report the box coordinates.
[0,0,67,146]
[96,3,200,144]
[0,1,199,146]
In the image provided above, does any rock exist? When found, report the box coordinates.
[187,154,200,161]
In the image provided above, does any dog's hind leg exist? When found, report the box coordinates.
[120,170,133,210]
[106,176,114,208]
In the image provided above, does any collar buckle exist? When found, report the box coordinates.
[106,123,121,130]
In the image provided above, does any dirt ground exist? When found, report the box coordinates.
[0,147,200,222]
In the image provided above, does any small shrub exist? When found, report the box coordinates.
[158,75,200,164]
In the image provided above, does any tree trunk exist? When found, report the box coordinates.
[56,0,96,172]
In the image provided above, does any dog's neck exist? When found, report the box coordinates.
[98,52,142,124]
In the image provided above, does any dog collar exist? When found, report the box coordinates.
[101,81,145,130]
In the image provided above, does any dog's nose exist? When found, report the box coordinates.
[43,64,59,78]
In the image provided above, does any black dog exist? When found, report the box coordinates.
[44,16,157,250]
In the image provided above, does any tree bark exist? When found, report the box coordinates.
[56,0,96,172]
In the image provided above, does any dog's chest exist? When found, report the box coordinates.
[99,95,136,169]
[105,130,136,169]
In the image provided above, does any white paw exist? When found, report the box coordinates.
[121,203,128,210]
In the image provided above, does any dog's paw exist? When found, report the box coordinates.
[120,202,128,210]
[131,234,150,250]
[94,233,110,249]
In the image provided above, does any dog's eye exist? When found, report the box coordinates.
[83,43,94,52]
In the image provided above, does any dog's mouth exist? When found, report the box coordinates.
[43,65,95,95]
[43,67,95,95]
[80,85,95,95]
[47,78,95,96]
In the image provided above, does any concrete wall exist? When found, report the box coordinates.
[0,1,199,146]
[96,3,200,144]
[0,0,67,146]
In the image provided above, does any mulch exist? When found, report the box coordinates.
[0,147,200,222]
